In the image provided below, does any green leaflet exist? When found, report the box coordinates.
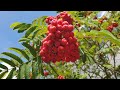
[0,71,8,79]
[0,58,16,67]
[25,26,37,38]
[12,23,26,30]
[6,68,16,79]
[0,63,8,70]
[99,30,120,46]
[10,22,21,28]
[18,24,31,33]
[32,61,39,79]
[18,64,26,79]
[22,42,37,57]
[9,47,30,61]
[19,38,30,43]
[2,52,23,64]
[25,62,32,79]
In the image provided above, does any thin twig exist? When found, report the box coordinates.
[49,63,59,76]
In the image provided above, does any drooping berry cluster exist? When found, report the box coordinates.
[39,11,80,63]
[107,22,118,32]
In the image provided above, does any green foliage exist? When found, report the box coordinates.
[2,52,23,64]
[0,63,8,70]
[9,47,30,61]
[1,11,120,79]
[0,58,16,67]
[22,42,37,57]
[6,68,16,79]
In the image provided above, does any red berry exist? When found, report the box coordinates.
[70,44,75,50]
[49,25,56,33]
[63,32,70,38]
[39,50,44,56]
[69,32,74,37]
[61,38,68,46]
[72,37,77,43]
[45,18,49,24]
[57,75,65,79]
[68,37,73,43]
[107,25,113,32]
[65,56,70,62]
[57,19,63,25]
[55,41,61,47]
[58,46,64,52]
[42,57,49,63]
[43,41,48,47]
[52,47,58,53]
[51,19,57,26]
[112,22,118,27]
[62,25,68,31]
[62,21,69,25]
[44,71,49,76]
[48,33,55,39]
[68,25,74,31]
[57,24,63,31]
[42,47,48,53]
[99,19,103,23]
[55,30,62,38]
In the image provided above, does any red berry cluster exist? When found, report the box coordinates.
[39,11,80,63]
[44,71,49,77]
[107,22,118,32]
[57,75,65,79]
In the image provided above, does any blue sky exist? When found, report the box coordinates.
[0,11,57,54]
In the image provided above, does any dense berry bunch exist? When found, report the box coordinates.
[107,22,118,32]
[39,11,80,63]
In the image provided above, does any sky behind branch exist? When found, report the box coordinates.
[0,11,56,53]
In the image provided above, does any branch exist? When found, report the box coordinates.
[113,52,117,79]
[49,63,59,76]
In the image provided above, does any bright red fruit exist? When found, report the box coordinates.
[68,37,73,43]
[44,71,49,76]
[42,57,48,63]
[39,50,44,56]
[58,46,65,52]
[40,11,80,63]
[72,37,77,43]
[107,25,113,32]
[57,75,65,79]
[57,24,63,31]
[49,25,56,33]
[51,19,57,26]
[47,33,55,39]
[69,32,74,37]
[55,30,62,38]
[62,25,68,31]
[99,19,103,23]
[61,38,68,46]
[57,19,63,25]
[63,32,70,38]
[43,41,48,47]
[62,21,69,25]
[112,22,118,27]
[55,41,61,47]
[68,25,74,31]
